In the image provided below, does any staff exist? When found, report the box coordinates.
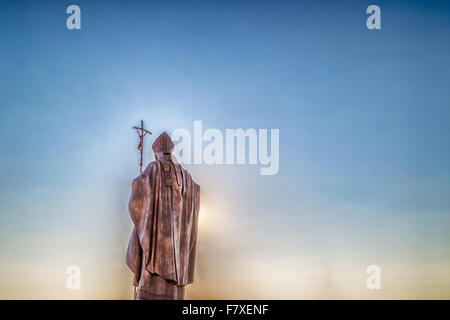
[131,120,152,299]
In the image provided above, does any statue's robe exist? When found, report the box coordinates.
[126,152,200,300]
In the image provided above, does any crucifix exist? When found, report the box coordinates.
[131,120,152,300]
[133,120,152,174]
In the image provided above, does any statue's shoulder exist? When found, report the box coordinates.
[194,180,200,194]
[180,167,200,190]
[139,160,163,178]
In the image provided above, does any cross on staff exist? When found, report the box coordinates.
[131,120,152,300]
[133,120,152,174]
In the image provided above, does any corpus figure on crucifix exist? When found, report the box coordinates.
[133,120,152,174]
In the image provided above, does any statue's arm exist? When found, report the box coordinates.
[126,172,152,287]
[126,228,141,286]
[187,182,201,283]
[128,174,151,240]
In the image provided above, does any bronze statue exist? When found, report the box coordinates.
[126,132,201,300]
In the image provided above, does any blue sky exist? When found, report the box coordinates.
[0,0,449,298]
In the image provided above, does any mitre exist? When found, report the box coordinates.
[152,132,174,154]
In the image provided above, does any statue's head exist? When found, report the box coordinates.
[152,132,174,156]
